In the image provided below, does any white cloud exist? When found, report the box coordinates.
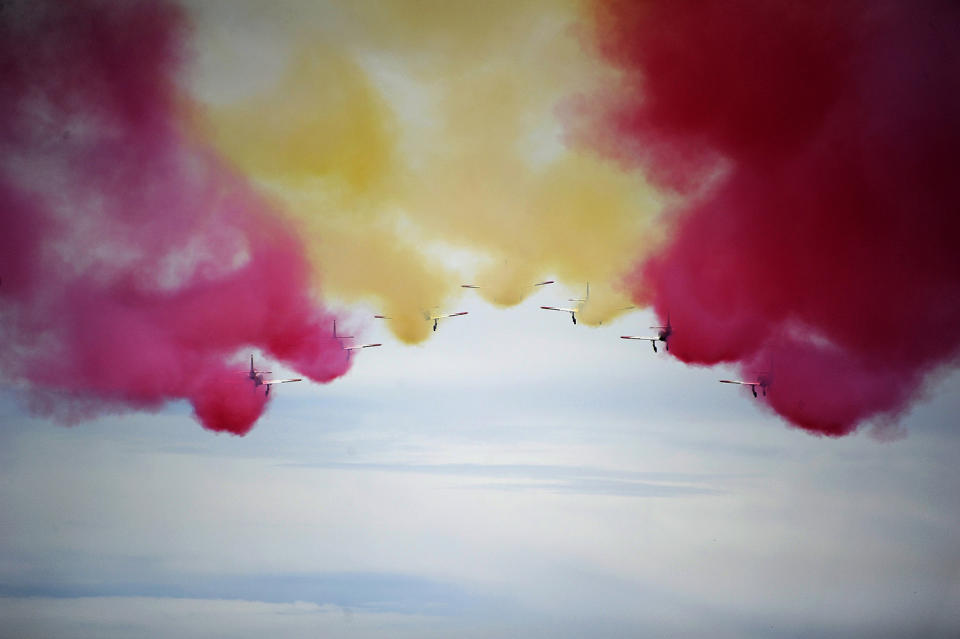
[0,597,478,639]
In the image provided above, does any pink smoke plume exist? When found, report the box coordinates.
[575,1,960,435]
[0,1,350,435]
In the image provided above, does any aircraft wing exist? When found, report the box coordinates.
[430,311,468,320]
[463,281,553,289]
[344,343,382,351]
[621,335,658,341]
[541,306,576,313]
[262,378,302,385]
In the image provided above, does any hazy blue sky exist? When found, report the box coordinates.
[2,290,958,638]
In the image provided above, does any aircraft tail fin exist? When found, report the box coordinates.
[334,319,354,340]
[568,284,591,304]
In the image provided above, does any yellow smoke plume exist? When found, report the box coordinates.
[187,0,666,342]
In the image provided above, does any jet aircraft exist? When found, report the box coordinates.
[622,314,672,352]
[375,309,469,332]
[333,320,381,355]
[243,355,302,396]
[541,283,589,325]
[719,372,772,398]
[461,280,554,290]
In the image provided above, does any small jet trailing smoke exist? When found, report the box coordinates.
[720,371,772,399]
[243,356,302,396]
[622,313,672,353]
[579,0,960,435]
[461,280,555,289]
[375,310,468,333]
[541,284,591,325]
[333,321,381,357]
[0,1,351,435]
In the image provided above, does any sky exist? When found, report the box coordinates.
[1,1,959,637]
[1,300,959,638]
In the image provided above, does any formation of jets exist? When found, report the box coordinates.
[619,314,771,399]
[1,269,765,404]
[243,282,770,401]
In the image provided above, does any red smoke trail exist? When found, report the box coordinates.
[0,1,350,435]
[576,1,960,435]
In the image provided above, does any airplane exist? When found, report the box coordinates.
[621,313,672,352]
[374,309,469,332]
[719,372,771,398]
[541,283,589,325]
[461,280,555,289]
[243,355,302,396]
[333,320,381,355]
